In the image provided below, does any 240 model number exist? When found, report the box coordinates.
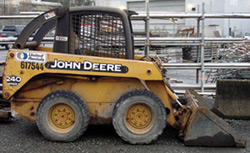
[21,61,44,70]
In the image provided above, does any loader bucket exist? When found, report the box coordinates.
[183,90,246,147]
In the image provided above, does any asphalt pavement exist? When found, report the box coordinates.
[0,119,249,153]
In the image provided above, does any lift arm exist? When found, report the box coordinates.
[14,8,66,49]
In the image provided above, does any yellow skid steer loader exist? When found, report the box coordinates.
[2,7,246,147]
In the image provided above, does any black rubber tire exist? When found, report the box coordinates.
[36,90,89,142]
[112,90,166,144]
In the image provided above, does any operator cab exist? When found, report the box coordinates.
[14,7,137,60]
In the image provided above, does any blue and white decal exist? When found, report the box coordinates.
[15,52,47,63]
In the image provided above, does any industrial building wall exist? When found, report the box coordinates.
[94,0,186,35]
[93,0,250,37]
[127,0,186,35]
[223,0,250,37]
[127,0,185,12]
[95,0,127,9]
[186,0,250,37]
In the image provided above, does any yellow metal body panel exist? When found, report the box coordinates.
[10,77,177,126]
[3,49,163,99]
[36,46,53,52]
[3,49,177,127]
[11,99,40,122]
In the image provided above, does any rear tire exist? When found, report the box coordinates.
[112,90,166,144]
[36,90,89,142]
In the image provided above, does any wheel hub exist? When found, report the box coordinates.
[126,104,152,129]
[49,104,75,130]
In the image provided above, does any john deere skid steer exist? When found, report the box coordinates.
[1,7,246,147]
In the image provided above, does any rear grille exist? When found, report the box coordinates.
[71,12,126,58]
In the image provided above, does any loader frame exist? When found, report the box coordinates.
[4,49,177,127]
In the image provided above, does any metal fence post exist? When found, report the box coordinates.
[211,42,214,60]
[196,18,200,84]
[145,0,150,56]
[201,2,205,93]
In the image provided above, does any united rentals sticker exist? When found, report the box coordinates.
[15,52,47,63]
[46,59,129,73]
[6,75,21,86]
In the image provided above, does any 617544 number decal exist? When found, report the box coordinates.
[21,61,44,70]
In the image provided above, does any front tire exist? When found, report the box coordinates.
[112,90,166,144]
[36,90,89,142]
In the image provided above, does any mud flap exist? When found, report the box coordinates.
[183,90,246,147]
